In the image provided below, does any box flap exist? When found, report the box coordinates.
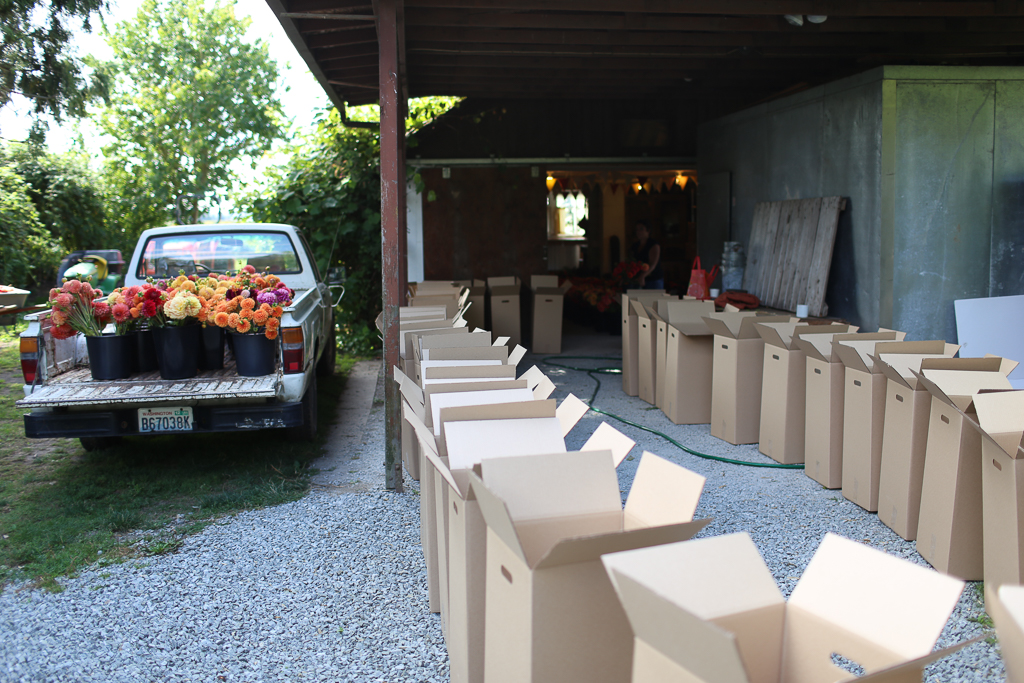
[422,364,517,381]
[758,322,852,350]
[972,391,1024,458]
[645,304,665,323]
[420,433,462,494]
[704,313,794,339]
[660,299,714,325]
[601,562,752,683]
[508,345,527,367]
[535,518,711,570]
[420,332,492,350]
[833,339,887,374]
[631,299,652,319]
[853,636,983,683]
[788,533,964,660]
[480,450,622,525]
[795,331,896,363]
[531,274,560,290]
[438,398,556,427]
[403,401,438,457]
[624,453,705,528]
[920,356,1008,373]
[556,393,590,436]
[427,346,508,362]
[493,335,510,347]
[918,363,1014,408]
[444,416,567,474]
[581,422,635,467]
[518,365,556,399]
[393,365,424,407]
[419,360,503,379]
[422,380,528,426]
[430,387,535,436]
[869,355,916,390]
[468,472,530,565]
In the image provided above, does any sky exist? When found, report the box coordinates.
[0,0,333,172]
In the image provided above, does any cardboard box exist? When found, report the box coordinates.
[912,356,1018,580]
[488,277,522,348]
[621,291,672,397]
[967,391,1024,590]
[872,342,961,540]
[660,300,716,425]
[833,337,923,512]
[601,532,970,683]
[632,301,663,405]
[990,585,1024,683]
[653,304,670,412]
[422,364,518,387]
[530,275,573,354]
[471,450,710,683]
[703,312,794,445]
[796,331,895,489]
[409,397,606,683]
[754,322,852,464]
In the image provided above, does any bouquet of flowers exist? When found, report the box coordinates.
[47,277,111,339]
[211,265,292,340]
[612,261,650,290]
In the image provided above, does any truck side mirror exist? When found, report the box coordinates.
[327,267,346,285]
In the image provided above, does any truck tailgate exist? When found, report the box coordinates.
[17,366,278,409]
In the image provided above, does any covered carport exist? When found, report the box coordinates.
[265,1,1024,489]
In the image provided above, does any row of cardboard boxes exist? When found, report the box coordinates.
[406,277,572,353]
[622,289,1024,590]
[387,303,1024,683]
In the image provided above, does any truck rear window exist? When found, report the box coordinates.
[136,232,302,278]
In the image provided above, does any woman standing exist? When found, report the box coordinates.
[630,221,664,290]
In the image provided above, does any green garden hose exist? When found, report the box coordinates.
[542,355,805,470]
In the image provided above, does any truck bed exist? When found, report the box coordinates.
[17,360,279,409]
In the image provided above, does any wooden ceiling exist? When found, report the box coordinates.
[267,1,1024,109]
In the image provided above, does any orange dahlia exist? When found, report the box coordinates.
[228,313,240,329]
[270,306,283,318]
[235,318,252,334]
[214,311,230,327]
[266,317,280,330]
[240,298,256,311]
[265,328,278,340]
[252,309,269,325]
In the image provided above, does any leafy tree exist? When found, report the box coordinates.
[0,166,61,289]
[99,0,283,228]
[2,143,111,259]
[248,98,460,356]
[0,0,111,140]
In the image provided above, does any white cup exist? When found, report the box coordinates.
[709,288,720,298]
[795,304,809,318]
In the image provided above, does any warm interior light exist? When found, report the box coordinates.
[633,182,643,194]
[675,174,689,190]
[546,174,557,191]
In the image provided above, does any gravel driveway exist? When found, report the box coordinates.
[0,332,1007,682]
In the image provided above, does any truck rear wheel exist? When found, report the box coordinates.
[287,374,318,442]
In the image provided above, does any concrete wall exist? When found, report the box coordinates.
[698,65,1024,341]
[697,69,883,330]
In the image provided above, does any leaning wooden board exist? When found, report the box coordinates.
[742,196,845,317]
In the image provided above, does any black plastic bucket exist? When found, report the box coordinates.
[230,333,277,377]
[153,325,201,380]
[86,334,136,381]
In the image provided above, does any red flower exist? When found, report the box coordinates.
[50,323,75,340]
[142,299,158,317]
[93,301,111,323]
[145,288,163,302]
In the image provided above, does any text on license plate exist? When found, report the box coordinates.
[138,407,194,432]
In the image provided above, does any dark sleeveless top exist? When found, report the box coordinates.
[631,238,664,280]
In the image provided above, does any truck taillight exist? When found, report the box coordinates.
[20,336,39,384]
[282,327,304,374]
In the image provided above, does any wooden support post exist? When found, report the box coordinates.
[379,0,406,492]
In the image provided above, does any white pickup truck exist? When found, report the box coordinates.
[17,224,342,450]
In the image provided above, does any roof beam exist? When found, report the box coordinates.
[403,0,1024,17]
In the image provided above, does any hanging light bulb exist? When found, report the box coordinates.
[806,15,828,23]
[783,14,804,26]
[633,182,643,194]
[675,173,689,190]
[545,174,557,192]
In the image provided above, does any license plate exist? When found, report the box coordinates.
[138,407,194,433]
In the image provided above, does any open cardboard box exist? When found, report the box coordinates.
[621,291,674,397]
[754,322,853,465]
[963,390,1024,590]
[911,356,1018,580]
[653,301,672,412]
[404,394,602,680]
[660,299,716,424]
[702,312,794,445]
[530,275,573,354]
[832,337,925,512]
[990,584,1024,683]
[422,364,518,387]
[870,342,961,541]
[470,449,710,683]
[632,301,664,405]
[601,531,973,683]
[488,277,523,348]
[796,331,897,489]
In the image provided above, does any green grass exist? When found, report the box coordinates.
[0,335,370,591]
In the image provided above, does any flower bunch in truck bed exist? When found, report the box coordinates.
[210,265,293,340]
[47,276,110,338]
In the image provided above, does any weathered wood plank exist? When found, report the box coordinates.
[742,201,769,292]
[765,199,799,307]
[806,196,845,316]
[783,197,822,311]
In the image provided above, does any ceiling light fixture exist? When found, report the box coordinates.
[806,15,828,23]
[783,14,804,26]
[546,174,557,192]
